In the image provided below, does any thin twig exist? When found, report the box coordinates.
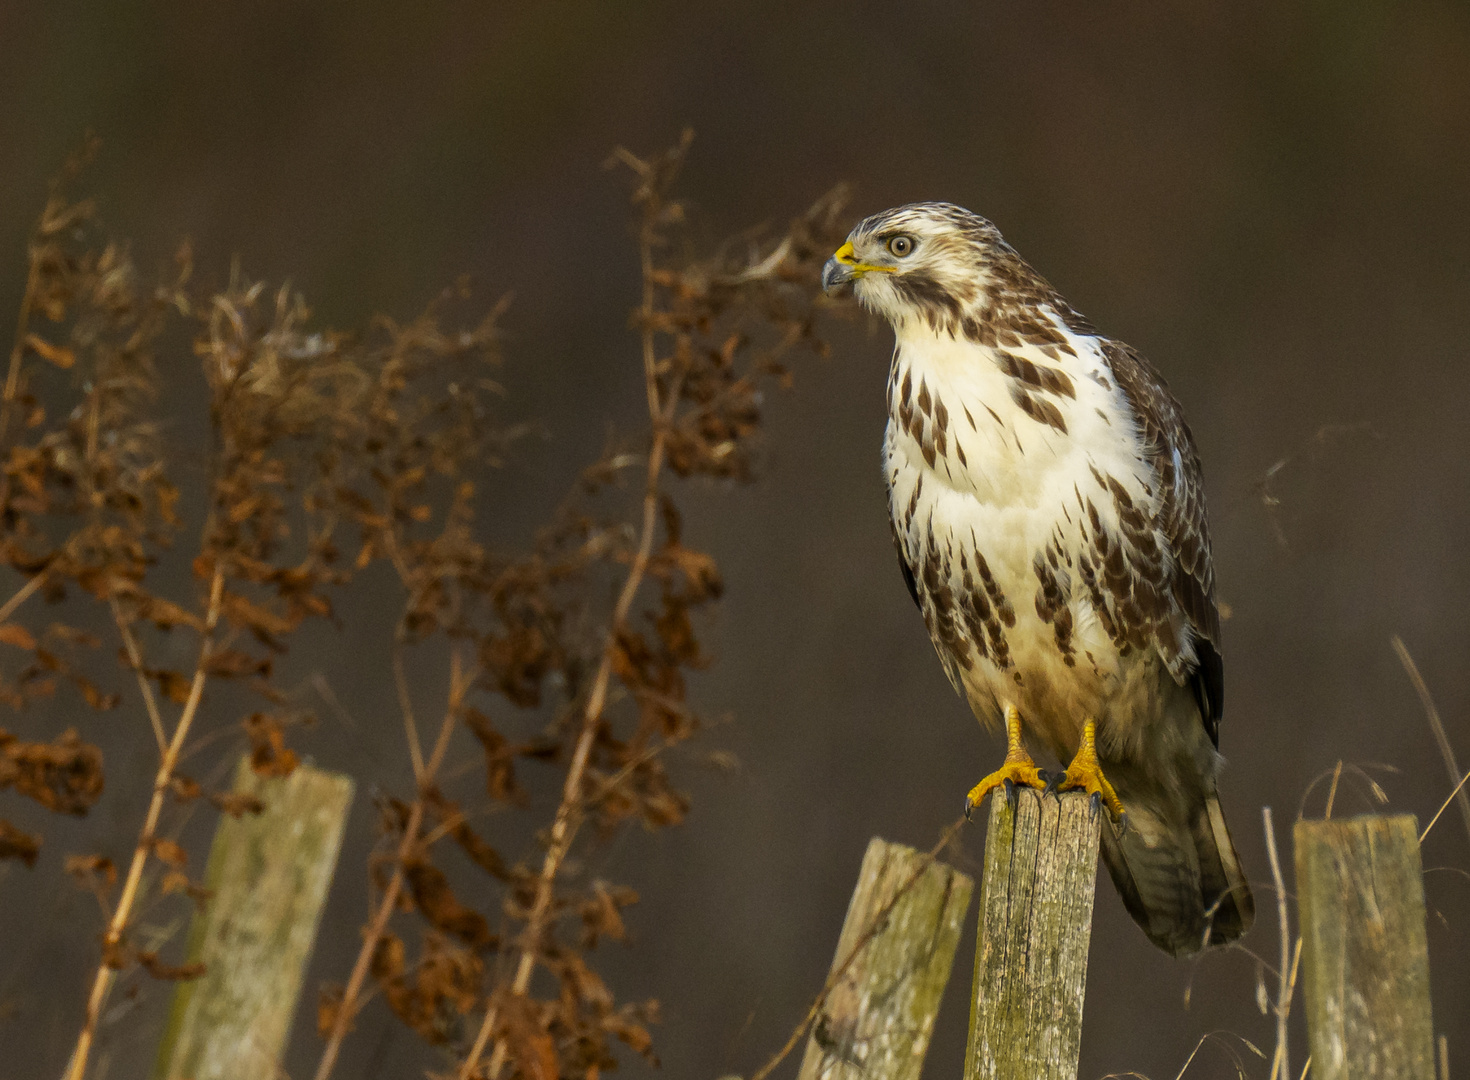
[459,163,684,1080]
[65,567,226,1080]
[1263,807,1292,1080]
[394,642,425,781]
[1421,766,1470,844]
[1324,760,1342,820]
[312,647,472,1080]
[1392,635,1470,846]
[745,816,967,1080]
[471,397,675,1080]
[109,596,169,757]
[0,244,42,445]
[0,570,46,626]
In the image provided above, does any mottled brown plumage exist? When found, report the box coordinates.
[823,202,1253,956]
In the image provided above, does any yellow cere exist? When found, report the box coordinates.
[832,240,896,275]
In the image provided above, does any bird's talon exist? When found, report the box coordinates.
[963,704,1048,815]
[1056,718,1128,821]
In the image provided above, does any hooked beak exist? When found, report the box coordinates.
[821,240,895,294]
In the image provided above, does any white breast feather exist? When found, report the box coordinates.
[884,311,1176,759]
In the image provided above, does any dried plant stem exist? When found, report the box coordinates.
[748,816,967,1080]
[110,595,170,756]
[1263,807,1296,1080]
[1420,766,1470,844]
[312,649,471,1080]
[0,568,46,626]
[0,253,40,441]
[460,208,678,1080]
[1323,760,1343,819]
[471,430,671,1080]
[65,567,226,1080]
[1392,635,1470,845]
[395,643,426,780]
[311,802,421,1080]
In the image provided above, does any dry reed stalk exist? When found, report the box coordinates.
[0,571,47,626]
[458,148,685,1080]
[311,648,475,1080]
[1263,807,1301,1080]
[65,567,226,1080]
[1392,635,1470,845]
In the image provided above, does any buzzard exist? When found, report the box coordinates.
[822,203,1253,956]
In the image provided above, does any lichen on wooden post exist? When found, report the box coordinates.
[964,789,1100,1080]
[151,758,354,1080]
[796,837,974,1080]
[1295,813,1435,1080]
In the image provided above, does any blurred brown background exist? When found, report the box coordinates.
[3,1,1469,1077]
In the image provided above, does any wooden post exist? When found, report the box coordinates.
[1295,814,1435,1080]
[796,837,974,1080]
[151,758,354,1080]
[964,790,1100,1080]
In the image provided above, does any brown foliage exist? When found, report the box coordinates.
[0,135,846,1080]
[318,134,846,1080]
[371,930,484,1046]
[0,728,104,815]
[242,712,299,777]
[0,818,41,865]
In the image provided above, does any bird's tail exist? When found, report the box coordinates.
[1098,763,1254,957]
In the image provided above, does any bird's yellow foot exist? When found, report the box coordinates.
[965,705,1048,819]
[1056,718,1126,820]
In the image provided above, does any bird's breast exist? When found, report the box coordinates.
[884,327,1164,749]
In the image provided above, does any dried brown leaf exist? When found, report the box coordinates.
[65,853,116,889]
[317,984,346,1039]
[242,712,298,777]
[141,597,204,632]
[23,333,75,369]
[0,728,105,814]
[153,668,192,704]
[0,820,41,866]
[137,951,206,981]
[205,648,270,679]
[462,707,524,804]
[151,837,187,868]
[497,993,559,1080]
[403,859,495,948]
[209,790,265,817]
[0,624,37,650]
[160,869,215,909]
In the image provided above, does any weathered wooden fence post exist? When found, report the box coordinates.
[1295,814,1436,1080]
[964,790,1100,1080]
[796,837,974,1080]
[151,758,354,1080]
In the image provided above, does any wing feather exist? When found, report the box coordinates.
[1102,340,1224,744]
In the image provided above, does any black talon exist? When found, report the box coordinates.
[1003,776,1019,810]
[1041,769,1063,801]
[964,796,974,822]
[1089,790,1102,821]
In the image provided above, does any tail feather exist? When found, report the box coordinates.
[1099,767,1254,957]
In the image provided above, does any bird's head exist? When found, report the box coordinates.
[821,202,1007,331]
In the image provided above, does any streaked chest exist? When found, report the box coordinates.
[883,327,1157,695]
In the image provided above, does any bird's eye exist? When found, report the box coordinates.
[887,235,915,257]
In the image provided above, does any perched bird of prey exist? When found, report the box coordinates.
[822,203,1253,956]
